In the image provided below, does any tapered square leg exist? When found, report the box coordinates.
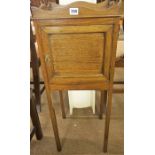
[99,91,107,119]
[46,91,62,151]
[59,91,66,118]
[103,90,113,152]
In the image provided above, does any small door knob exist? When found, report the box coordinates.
[45,53,50,63]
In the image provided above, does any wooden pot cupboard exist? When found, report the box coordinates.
[31,1,122,152]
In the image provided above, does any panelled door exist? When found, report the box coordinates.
[36,18,114,87]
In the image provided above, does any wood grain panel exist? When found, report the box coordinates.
[38,18,115,27]
[103,28,113,79]
[50,33,104,75]
[43,25,112,34]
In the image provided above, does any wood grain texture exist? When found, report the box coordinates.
[31,1,121,152]
[99,91,107,119]
[103,18,120,153]
[50,33,104,74]
[31,1,122,19]
[34,22,62,151]
[59,91,66,118]
[39,23,114,90]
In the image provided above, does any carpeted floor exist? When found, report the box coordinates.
[30,68,124,155]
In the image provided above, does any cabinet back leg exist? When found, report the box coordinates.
[103,90,112,152]
[59,91,66,118]
[99,91,107,119]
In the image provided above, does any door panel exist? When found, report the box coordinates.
[50,33,104,75]
[41,24,113,82]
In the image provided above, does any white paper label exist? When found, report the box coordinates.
[69,8,79,15]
